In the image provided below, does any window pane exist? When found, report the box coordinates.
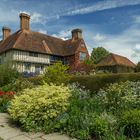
[25,63,31,71]
[29,52,34,56]
[34,53,38,57]
[80,52,86,60]
[29,52,38,57]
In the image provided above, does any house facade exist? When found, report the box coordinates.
[0,13,89,74]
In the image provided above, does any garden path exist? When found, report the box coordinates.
[0,113,76,140]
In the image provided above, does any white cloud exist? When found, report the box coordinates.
[0,9,18,23]
[20,11,46,24]
[52,30,71,40]
[38,29,47,34]
[93,33,106,42]
[86,25,140,63]
[31,12,44,23]
[66,0,140,16]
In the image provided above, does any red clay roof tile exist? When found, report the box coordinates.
[0,29,82,56]
[97,53,136,68]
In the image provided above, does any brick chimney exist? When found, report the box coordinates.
[71,28,82,40]
[19,13,30,30]
[2,27,11,40]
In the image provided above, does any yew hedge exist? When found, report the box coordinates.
[70,73,140,92]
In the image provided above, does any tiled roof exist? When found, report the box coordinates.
[97,53,136,68]
[0,30,82,56]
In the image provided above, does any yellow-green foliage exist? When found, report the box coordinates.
[8,84,71,131]
[44,61,70,85]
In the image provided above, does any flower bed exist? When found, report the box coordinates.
[0,91,16,112]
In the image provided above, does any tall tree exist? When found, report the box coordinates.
[91,47,110,64]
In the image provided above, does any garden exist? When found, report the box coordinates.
[0,61,140,140]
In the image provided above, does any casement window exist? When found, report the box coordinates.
[41,65,44,71]
[29,52,38,57]
[79,52,86,61]
[50,55,63,62]
[25,63,31,71]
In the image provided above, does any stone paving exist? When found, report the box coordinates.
[0,113,76,140]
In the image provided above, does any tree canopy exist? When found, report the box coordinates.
[91,47,110,64]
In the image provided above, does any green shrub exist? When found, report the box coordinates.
[12,79,34,92]
[0,95,10,112]
[27,76,44,86]
[8,84,71,132]
[119,109,140,138]
[89,115,109,137]
[0,61,20,86]
[97,81,140,114]
[51,85,115,140]
[70,73,140,92]
[44,61,70,85]
[0,79,34,92]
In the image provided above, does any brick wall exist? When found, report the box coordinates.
[68,39,89,71]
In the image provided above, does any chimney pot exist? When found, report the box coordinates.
[71,28,82,40]
[19,13,30,30]
[2,27,11,40]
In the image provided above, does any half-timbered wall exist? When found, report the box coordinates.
[0,50,50,73]
[12,50,50,64]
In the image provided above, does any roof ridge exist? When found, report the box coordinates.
[30,30,65,42]
[111,53,128,59]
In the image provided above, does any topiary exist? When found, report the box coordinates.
[8,84,71,132]
[119,109,140,138]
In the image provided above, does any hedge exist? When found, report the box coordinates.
[70,73,140,92]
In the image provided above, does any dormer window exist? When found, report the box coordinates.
[79,52,86,61]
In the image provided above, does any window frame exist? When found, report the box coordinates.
[79,52,86,61]
[29,52,38,57]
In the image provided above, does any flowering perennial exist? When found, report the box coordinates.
[0,91,16,96]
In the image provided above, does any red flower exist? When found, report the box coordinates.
[6,91,16,95]
[0,91,16,96]
[0,91,5,96]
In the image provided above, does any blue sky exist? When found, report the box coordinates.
[1,0,140,63]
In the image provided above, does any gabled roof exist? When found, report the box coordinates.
[97,53,136,68]
[0,29,82,56]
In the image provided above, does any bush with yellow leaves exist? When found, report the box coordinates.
[8,84,71,132]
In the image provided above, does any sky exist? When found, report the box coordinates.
[0,0,140,63]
